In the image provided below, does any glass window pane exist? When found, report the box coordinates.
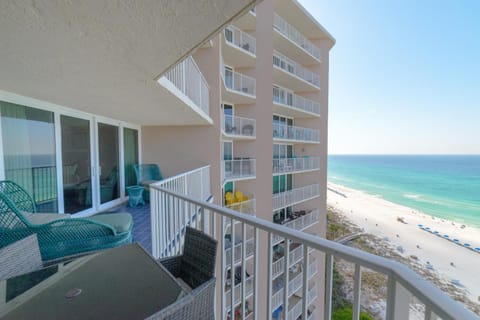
[61,115,92,214]
[123,128,139,188]
[1,102,58,212]
[287,145,293,158]
[279,175,286,192]
[98,123,119,204]
[273,176,279,194]
[225,28,233,42]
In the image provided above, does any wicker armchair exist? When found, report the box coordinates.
[153,227,217,320]
[134,164,163,202]
[145,278,216,320]
[0,234,43,280]
[0,183,133,261]
[0,180,37,213]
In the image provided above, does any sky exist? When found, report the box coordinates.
[298,0,480,155]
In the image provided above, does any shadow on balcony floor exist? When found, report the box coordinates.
[104,203,152,254]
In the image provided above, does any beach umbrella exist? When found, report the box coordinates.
[464,243,471,247]
[443,235,449,238]
[418,224,423,227]
[425,227,430,230]
[453,239,459,242]
[475,247,480,251]
[433,231,439,234]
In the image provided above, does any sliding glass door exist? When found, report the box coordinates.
[61,115,94,214]
[123,127,139,190]
[97,122,120,206]
[0,98,140,216]
[0,101,58,212]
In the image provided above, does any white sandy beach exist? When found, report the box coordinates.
[327,182,480,301]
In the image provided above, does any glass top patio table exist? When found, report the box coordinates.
[0,243,186,319]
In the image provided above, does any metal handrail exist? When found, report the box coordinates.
[273,50,320,87]
[273,85,320,116]
[150,185,478,320]
[162,56,209,115]
[273,13,321,60]
[224,25,256,55]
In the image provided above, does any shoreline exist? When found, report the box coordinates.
[327,182,480,302]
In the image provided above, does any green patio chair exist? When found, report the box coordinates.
[0,181,133,261]
[134,164,164,202]
[0,180,37,213]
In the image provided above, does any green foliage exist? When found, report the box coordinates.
[332,262,347,310]
[332,306,375,320]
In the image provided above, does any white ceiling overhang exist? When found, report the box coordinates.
[0,0,259,125]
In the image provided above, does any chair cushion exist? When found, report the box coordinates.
[25,213,70,225]
[87,213,133,233]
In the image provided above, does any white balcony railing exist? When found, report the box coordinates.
[151,183,476,320]
[288,285,317,320]
[162,56,209,115]
[273,13,321,60]
[273,123,320,143]
[224,25,256,55]
[222,158,256,181]
[150,165,210,258]
[226,276,255,309]
[272,245,315,279]
[272,259,318,311]
[273,86,321,116]
[222,114,256,138]
[272,184,320,211]
[222,64,256,97]
[225,237,255,268]
[226,199,256,216]
[273,50,320,87]
[273,157,320,175]
[272,209,319,245]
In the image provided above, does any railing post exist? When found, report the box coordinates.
[324,254,333,320]
[396,282,412,320]
[353,264,362,320]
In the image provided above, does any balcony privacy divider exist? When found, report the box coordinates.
[163,56,210,115]
[150,182,476,320]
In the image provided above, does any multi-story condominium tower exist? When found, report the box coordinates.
[144,1,334,318]
[0,1,475,320]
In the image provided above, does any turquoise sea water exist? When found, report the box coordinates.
[328,155,480,227]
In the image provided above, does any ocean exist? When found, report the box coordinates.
[328,155,480,227]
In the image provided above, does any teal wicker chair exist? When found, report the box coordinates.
[0,180,37,213]
[0,181,133,261]
[134,164,164,202]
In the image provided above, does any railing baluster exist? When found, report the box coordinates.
[230,216,235,317]
[253,227,258,320]
[324,253,333,320]
[221,215,227,320]
[424,305,432,320]
[200,207,205,232]
[267,232,272,320]
[283,237,290,319]
[241,222,246,320]
[386,275,396,320]
[353,264,362,320]
[301,244,309,320]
